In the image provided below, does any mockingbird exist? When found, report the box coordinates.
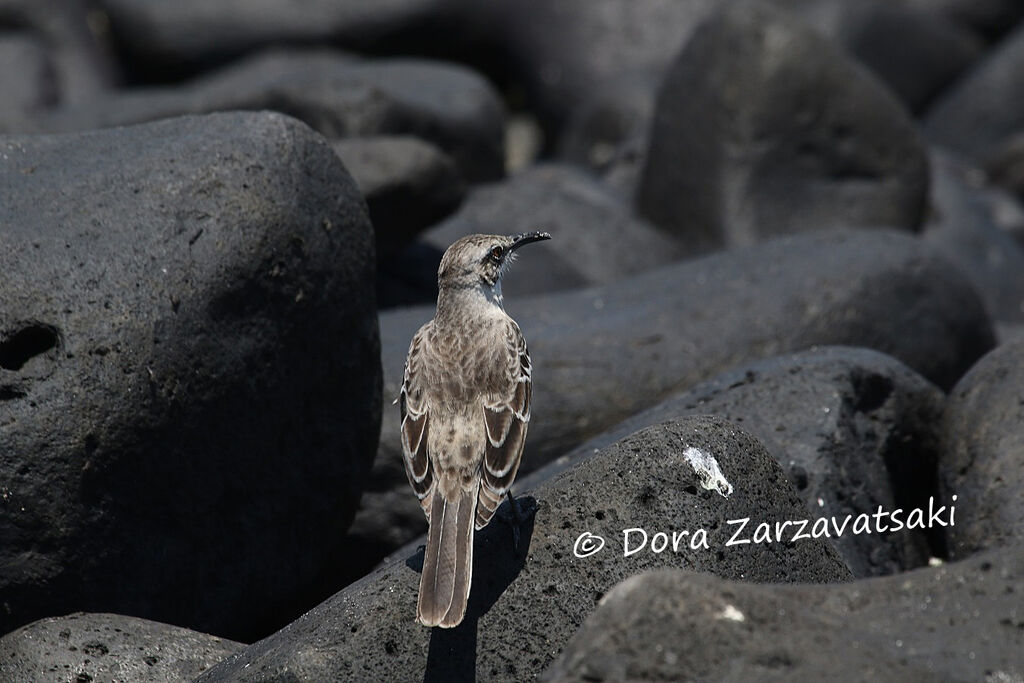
[400,231,550,628]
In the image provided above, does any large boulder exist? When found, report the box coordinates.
[519,346,945,577]
[0,111,381,641]
[93,0,450,75]
[0,612,243,683]
[197,417,851,682]
[776,0,983,113]
[940,338,1024,558]
[637,0,929,254]
[475,0,720,136]
[543,546,1024,681]
[31,49,506,182]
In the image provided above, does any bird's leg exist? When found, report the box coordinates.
[499,489,536,552]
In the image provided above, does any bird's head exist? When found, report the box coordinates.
[438,232,551,299]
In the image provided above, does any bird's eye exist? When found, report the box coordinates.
[488,246,504,262]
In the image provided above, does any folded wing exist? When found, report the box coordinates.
[477,321,532,529]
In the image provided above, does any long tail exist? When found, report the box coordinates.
[418,486,477,628]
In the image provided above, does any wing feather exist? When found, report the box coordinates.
[476,321,532,530]
[401,324,434,518]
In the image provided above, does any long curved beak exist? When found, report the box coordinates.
[509,231,552,251]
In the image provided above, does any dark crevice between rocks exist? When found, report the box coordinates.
[882,426,948,561]
[0,323,60,371]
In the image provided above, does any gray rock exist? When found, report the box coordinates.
[331,136,466,259]
[197,416,852,682]
[637,0,929,255]
[422,163,687,297]
[476,0,720,135]
[0,0,116,112]
[998,322,1024,344]
[902,0,1024,42]
[985,131,1024,199]
[776,0,983,113]
[350,229,992,587]
[557,73,658,200]
[921,148,1024,323]
[0,34,57,129]
[940,338,1024,558]
[0,612,243,683]
[519,346,945,577]
[543,546,1024,682]
[0,111,381,642]
[33,48,506,182]
[924,21,1024,160]
[94,0,449,74]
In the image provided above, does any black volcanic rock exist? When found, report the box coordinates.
[985,131,1024,200]
[31,49,506,182]
[777,0,983,114]
[543,546,1024,682]
[477,0,720,136]
[332,136,466,259]
[0,111,381,641]
[0,0,115,117]
[924,21,1024,160]
[903,0,1024,41]
[519,346,945,577]
[422,164,687,297]
[94,0,451,75]
[0,612,243,683]
[197,417,851,682]
[637,0,929,255]
[940,338,1024,559]
[921,149,1024,323]
[0,35,56,130]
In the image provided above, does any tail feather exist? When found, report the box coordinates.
[418,486,477,628]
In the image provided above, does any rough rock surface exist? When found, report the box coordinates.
[0,111,381,642]
[0,612,243,683]
[33,49,506,182]
[637,0,929,254]
[197,417,851,682]
[940,338,1024,558]
[543,547,1024,682]
[519,346,945,577]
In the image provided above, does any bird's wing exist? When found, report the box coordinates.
[400,323,433,518]
[477,320,532,530]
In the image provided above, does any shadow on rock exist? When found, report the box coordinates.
[418,497,537,683]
